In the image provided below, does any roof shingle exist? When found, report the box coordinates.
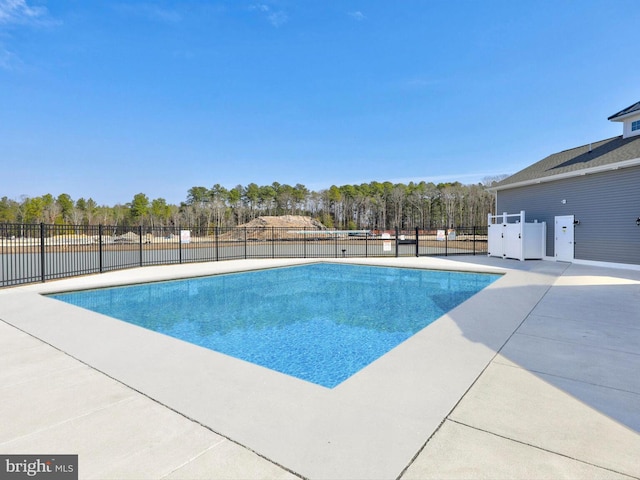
[492,135,640,189]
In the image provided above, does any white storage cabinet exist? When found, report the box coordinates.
[487,211,546,261]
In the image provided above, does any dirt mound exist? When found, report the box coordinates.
[241,215,326,229]
[221,215,327,241]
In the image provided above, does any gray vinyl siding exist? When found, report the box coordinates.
[496,165,640,265]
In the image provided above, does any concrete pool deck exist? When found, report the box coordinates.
[0,257,638,479]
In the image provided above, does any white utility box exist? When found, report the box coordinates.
[487,211,546,261]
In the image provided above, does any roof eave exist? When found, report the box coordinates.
[607,102,640,121]
[608,111,640,122]
[487,157,640,192]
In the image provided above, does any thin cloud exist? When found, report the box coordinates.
[267,10,288,27]
[249,4,270,13]
[0,0,49,25]
[0,0,57,71]
[386,171,511,186]
[309,171,511,193]
[400,76,441,90]
[249,3,288,27]
[147,7,181,23]
[113,3,182,23]
[0,45,21,70]
[348,11,366,21]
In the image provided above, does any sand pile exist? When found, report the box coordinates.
[242,215,326,229]
[220,215,327,241]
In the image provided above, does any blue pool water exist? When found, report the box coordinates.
[49,263,499,388]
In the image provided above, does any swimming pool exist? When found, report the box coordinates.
[50,263,499,388]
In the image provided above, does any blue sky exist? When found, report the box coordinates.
[1,0,639,206]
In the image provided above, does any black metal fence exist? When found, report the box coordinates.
[0,223,488,288]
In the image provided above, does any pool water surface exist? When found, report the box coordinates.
[49,263,499,388]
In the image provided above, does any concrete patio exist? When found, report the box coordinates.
[0,257,638,479]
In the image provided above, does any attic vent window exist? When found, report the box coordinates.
[633,120,640,132]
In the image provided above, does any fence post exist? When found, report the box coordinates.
[473,226,476,255]
[138,225,143,267]
[244,227,247,260]
[365,230,368,257]
[415,226,419,257]
[99,224,103,273]
[40,223,45,283]
[271,227,275,258]
[215,226,219,261]
[445,227,448,256]
[303,227,307,259]
[178,226,182,264]
[395,226,399,258]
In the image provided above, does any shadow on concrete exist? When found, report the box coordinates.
[445,256,640,435]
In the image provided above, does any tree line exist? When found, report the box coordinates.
[0,177,507,231]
